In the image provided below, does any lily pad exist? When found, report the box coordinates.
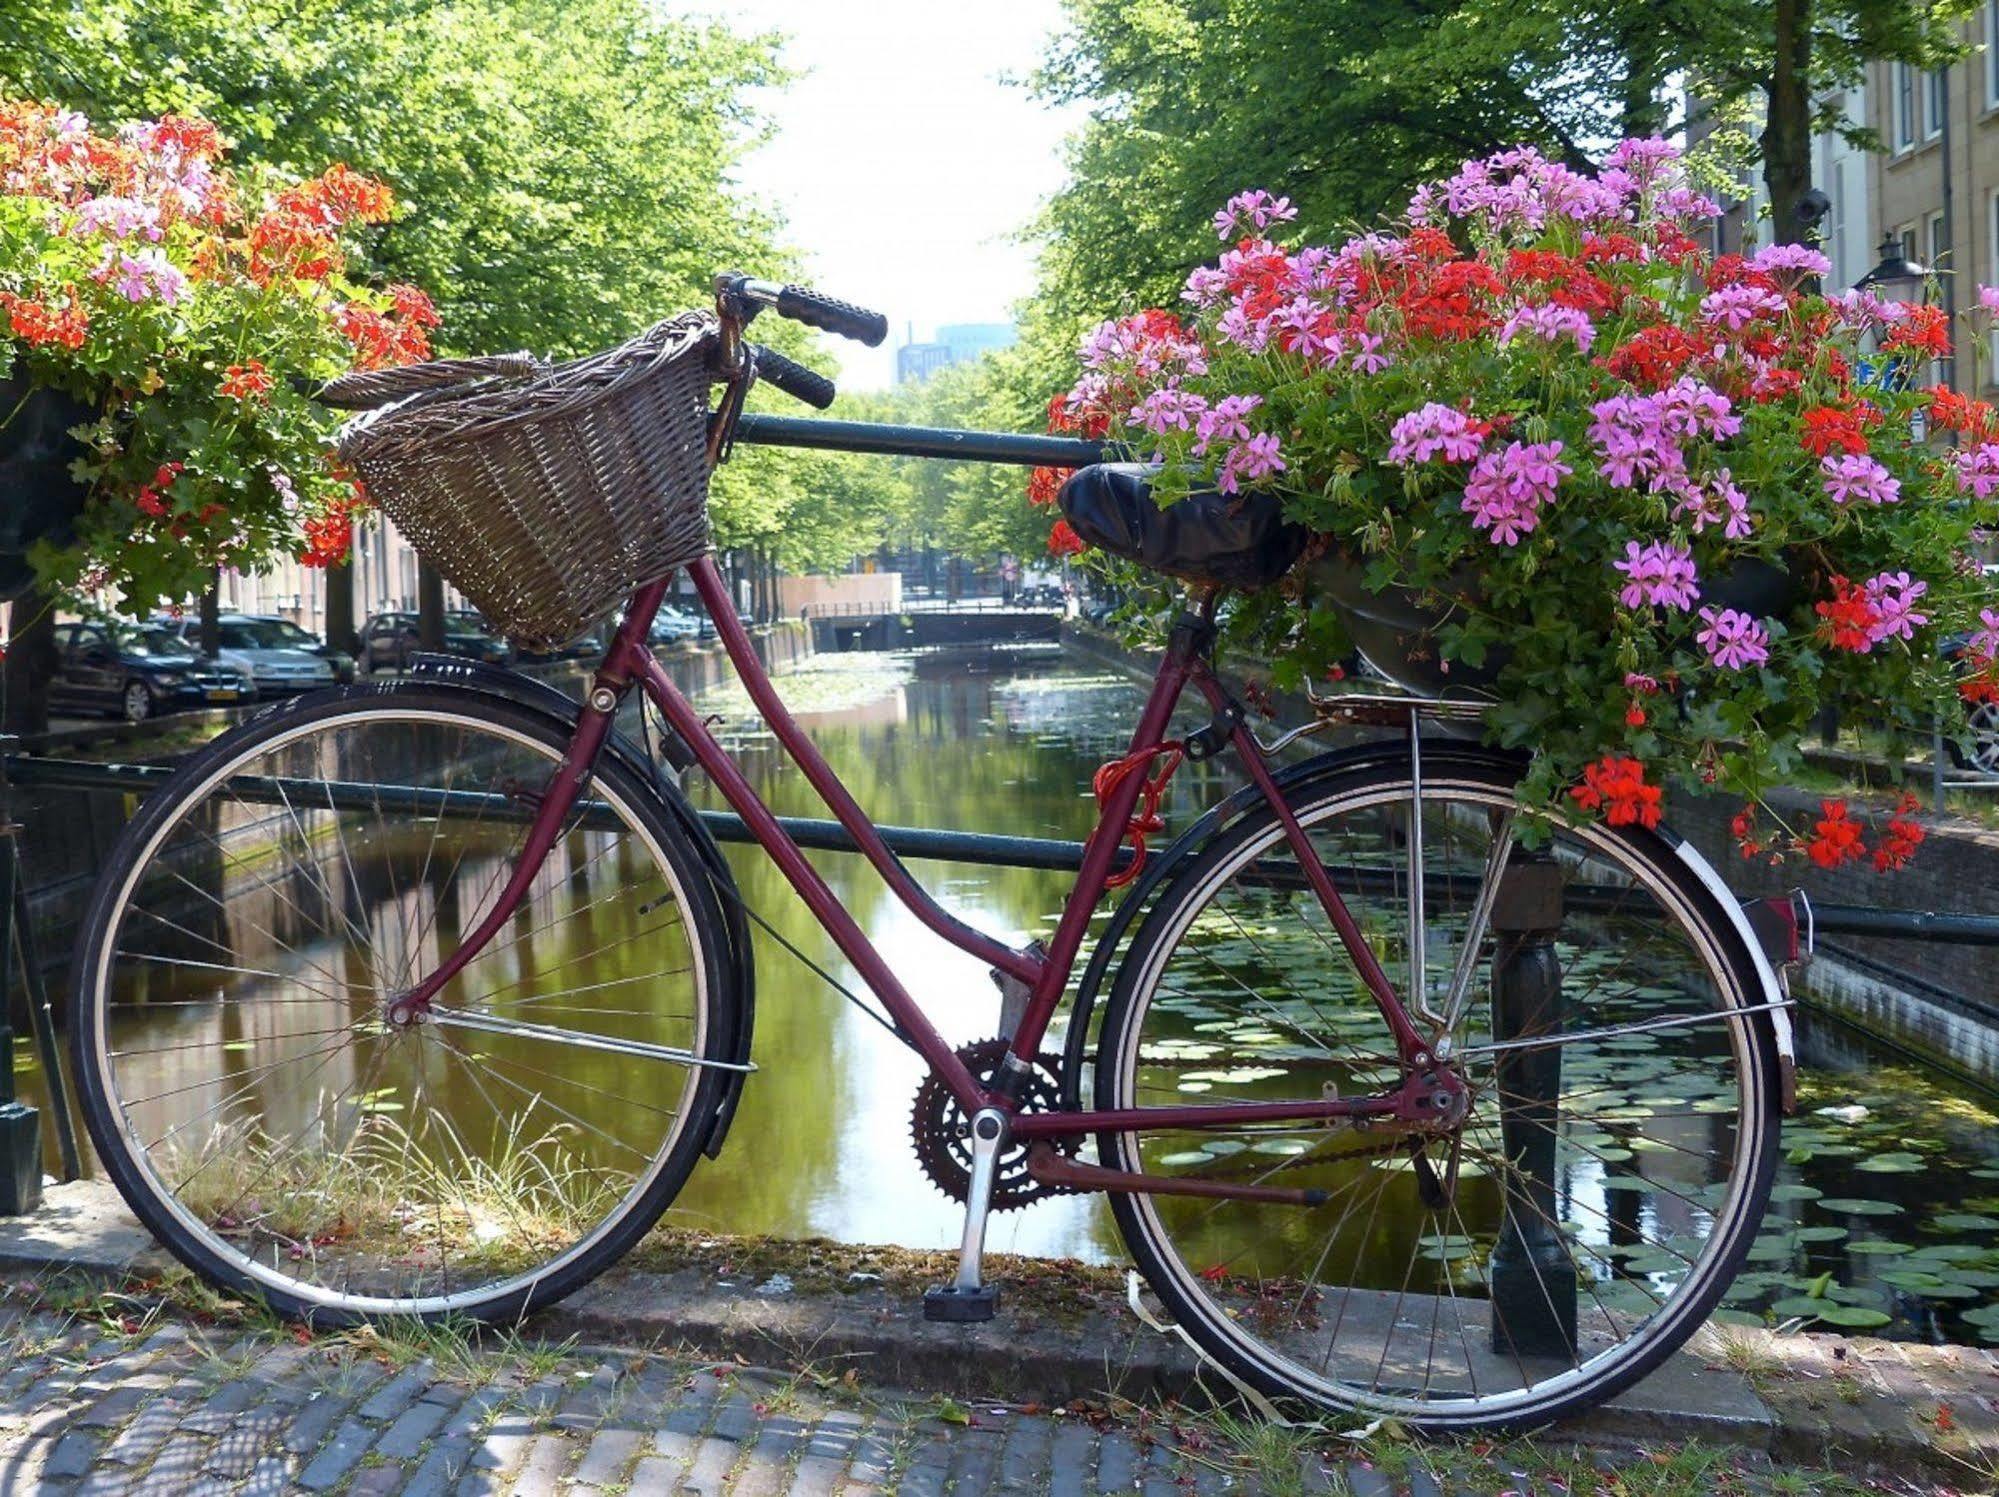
[1772,1301,1893,1329]
[1931,1213,1999,1232]
[1855,1152,1926,1174]
[1815,1198,1903,1217]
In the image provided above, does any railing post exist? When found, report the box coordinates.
[1487,851,1574,1358]
[0,818,42,1214]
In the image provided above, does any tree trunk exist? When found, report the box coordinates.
[198,571,220,657]
[1,587,57,738]
[324,557,356,655]
[417,560,446,650]
[1618,21,1669,139]
[1761,0,1815,247]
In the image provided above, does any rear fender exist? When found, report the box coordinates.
[404,657,756,1156]
[1057,737,1525,1108]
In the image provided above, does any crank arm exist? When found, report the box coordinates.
[1025,1141,1328,1206]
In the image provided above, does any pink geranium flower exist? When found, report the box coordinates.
[1696,608,1771,670]
[1461,440,1570,546]
[1820,453,1901,507]
[1614,540,1700,611]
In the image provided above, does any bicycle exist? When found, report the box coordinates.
[68,273,1800,1432]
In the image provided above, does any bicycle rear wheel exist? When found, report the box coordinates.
[70,685,733,1323]
[1095,751,1780,1431]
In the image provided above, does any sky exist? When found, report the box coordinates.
[675,0,1084,390]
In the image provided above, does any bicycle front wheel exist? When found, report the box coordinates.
[71,685,733,1324]
[1096,751,1780,1431]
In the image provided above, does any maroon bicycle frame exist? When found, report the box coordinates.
[399,554,1439,1142]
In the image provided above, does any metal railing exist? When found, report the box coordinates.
[10,752,1999,945]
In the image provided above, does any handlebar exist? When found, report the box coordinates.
[719,273,888,347]
[773,285,888,347]
[751,346,837,410]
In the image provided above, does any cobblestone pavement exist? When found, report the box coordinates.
[0,1304,1955,1495]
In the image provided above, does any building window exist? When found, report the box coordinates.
[1991,192,1999,381]
[1990,1,1999,107]
[1927,69,1947,139]
[1897,63,1917,148]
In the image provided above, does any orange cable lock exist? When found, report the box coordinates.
[1093,742,1185,889]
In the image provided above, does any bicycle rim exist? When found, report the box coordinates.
[1098,763,1777,1428]
[73,693,720,1319]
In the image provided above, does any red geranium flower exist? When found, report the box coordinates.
[1806,799,1866,869]
[219,360,272,402]
[1885,304,1951,359]
[1568,755,1662,829]
[1873,792,1924,872]
[1026,466,1067,507]
[1048,519,1087,557]
[1814,576,1880,653]
[1799,405,1870,458]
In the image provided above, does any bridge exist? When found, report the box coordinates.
[799,599,1063,651]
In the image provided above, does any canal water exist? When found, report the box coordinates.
[24,644,1999,1344]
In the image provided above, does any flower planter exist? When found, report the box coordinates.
[1308,550,1502,697]
[0,372,92,601]
[1310,549,1802,700]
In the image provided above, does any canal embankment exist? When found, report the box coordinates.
[4,1176,1994,1478]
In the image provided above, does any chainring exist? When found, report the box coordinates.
[909,1038,1077,1210]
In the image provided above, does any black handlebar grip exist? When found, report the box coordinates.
[753,346,837,410]
[774,284,889,347]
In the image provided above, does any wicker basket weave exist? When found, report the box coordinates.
[331,312,719,649]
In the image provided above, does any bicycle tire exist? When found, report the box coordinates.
[1094,752,1781,1432]
[71,683,736,1326]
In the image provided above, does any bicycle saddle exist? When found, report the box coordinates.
[1058,463,1307,590]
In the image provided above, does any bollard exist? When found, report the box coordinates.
[1486,851,1574,1359]
[0,826,42,1214]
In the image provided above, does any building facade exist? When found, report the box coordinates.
[1867,2,1999,393]
[893,321,1017,385]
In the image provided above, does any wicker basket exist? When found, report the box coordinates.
[330,312,719,649]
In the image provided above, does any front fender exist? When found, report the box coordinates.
[405,657,757,1156]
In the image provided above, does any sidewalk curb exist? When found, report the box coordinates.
[1,1181,1989,1473]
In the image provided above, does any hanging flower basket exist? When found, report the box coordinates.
[0,370,91,599]
[0,99,441,611]
[1036,138,1999,872]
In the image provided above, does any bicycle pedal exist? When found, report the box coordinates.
[922,1283,1000,1323]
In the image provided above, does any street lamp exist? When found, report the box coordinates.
[1855,233,1928,299]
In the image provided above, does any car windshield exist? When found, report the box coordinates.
[110,626,190,659]
[263,620,318,646]
[216,621,304,650]
[446,613,495,637]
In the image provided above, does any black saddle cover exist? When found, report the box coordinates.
[1057,463,1306,590]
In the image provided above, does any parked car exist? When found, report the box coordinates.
[1018,582,1065,609]
[154,614,338,697]
[646,607,700,646]
[663,602,718,641]
[359,610,514,673]
[51,621,251,723]
[250,614,357,684]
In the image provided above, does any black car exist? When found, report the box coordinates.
[50,622,250,723]
[360,610,513,673]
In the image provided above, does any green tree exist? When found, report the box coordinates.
[1670,0,1972,244]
